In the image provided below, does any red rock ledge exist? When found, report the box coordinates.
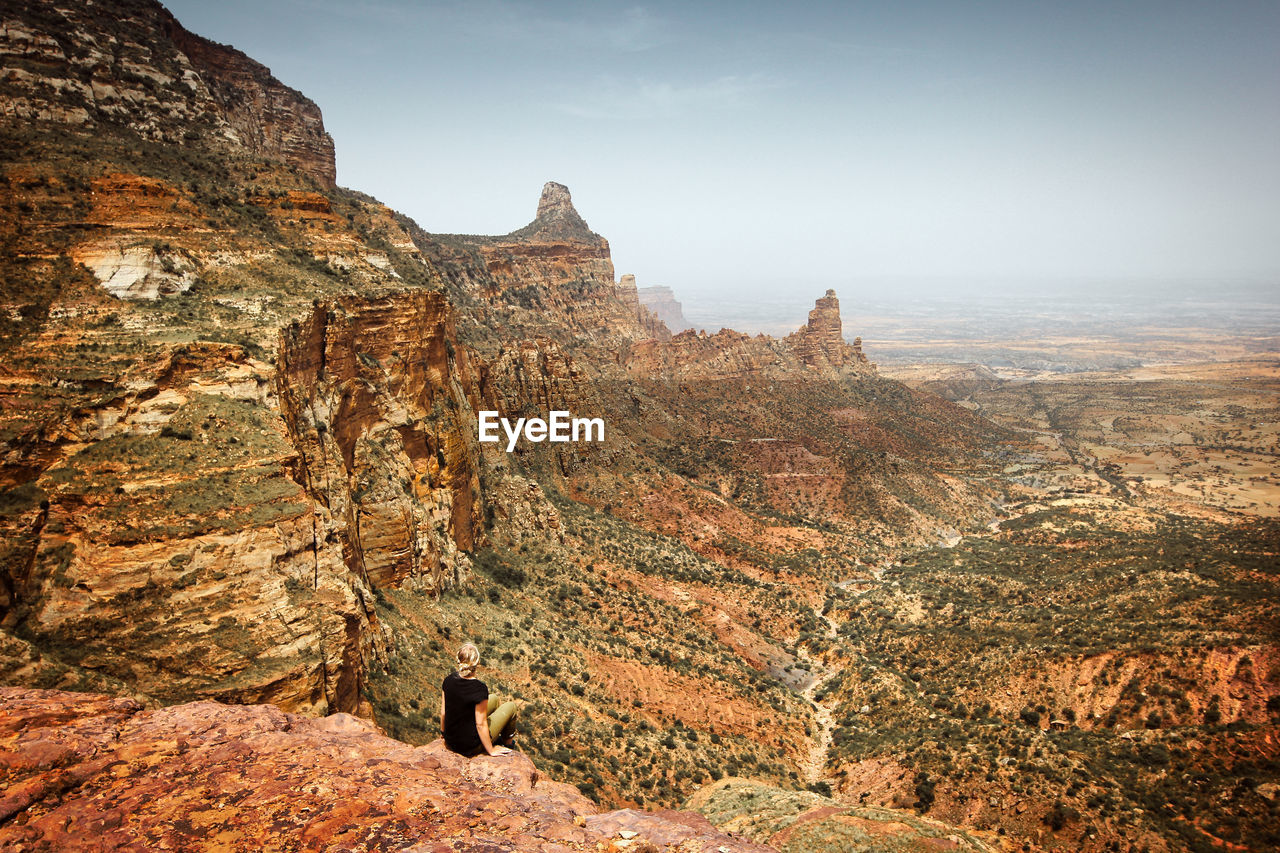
[0,688,772,852]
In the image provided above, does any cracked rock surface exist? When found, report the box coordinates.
[0,687,773,852]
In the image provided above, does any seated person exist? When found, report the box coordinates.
[440,642,519,756]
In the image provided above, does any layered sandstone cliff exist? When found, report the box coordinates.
[619,274,674,340]
[787,289,869,370]
[0,0,335,185]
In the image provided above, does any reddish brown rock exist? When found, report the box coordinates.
[622,291,872,380]
[277,290,486,591]
[786,289,868,370]
[0,688,773,852]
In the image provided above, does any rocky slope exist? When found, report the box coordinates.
[0,686,772,852]
[687,778,995,853]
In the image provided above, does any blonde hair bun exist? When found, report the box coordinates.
[456,643,480,677]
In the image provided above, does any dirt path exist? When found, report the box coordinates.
[796,604,843,785]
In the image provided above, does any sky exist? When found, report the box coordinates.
[163,0,1280,308]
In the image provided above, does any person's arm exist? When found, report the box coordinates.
[440,691,446,736]
[474,700,511,756]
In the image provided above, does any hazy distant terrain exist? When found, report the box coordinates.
[685,282,1280,372]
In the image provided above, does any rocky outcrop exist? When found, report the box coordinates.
[0,687,773,853]
[688,778,993,853]
[407,184,649,351]
[163,17,337,187]
[627,328,791,380]
[618,275,673,340]
[477,181,616,296]
[638,285,694,333]
[0,0,336,185]
[617,273,641,312]
[622,291,871,380]
[72,243,197,299]
[787,289,868,370]
[525,180,597,241]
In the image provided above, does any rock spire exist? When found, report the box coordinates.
[516,181,597,241]
[791,289,869,369]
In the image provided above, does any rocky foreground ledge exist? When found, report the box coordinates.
[0,688,772,852]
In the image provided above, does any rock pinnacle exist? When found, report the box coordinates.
[523,181,595,240]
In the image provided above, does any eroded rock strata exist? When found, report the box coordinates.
[1,0,335,186]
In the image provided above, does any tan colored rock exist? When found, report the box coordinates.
[786,289,869,370]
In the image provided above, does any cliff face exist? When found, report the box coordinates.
[277,291,485,591]
[0,339,373,716]
[0,0,336,185]
[638,284,695,333]
[0,287,498,717]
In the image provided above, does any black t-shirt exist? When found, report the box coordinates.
[441,672,489,755]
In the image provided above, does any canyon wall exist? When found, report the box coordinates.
[1,0,335,185]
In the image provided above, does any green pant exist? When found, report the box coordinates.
[487,697,519,741]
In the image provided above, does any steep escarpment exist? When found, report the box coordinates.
[1,0,335,185]
[638,282,695,333]
[277,291,485,591]
[626,291,870,381]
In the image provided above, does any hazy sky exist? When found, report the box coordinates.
[164,0,1280,304]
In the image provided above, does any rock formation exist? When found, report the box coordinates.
[277,291,486,591]
[638,284,695,333]
[0,1,336,186]
[617,275,674,340]
[623,291,873,380]
[617,273,641,312]
[0,687,772,852]
[527,180,596,240]
[787,289,868,370]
